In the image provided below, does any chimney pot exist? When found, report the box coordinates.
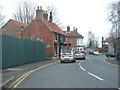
[76,28,78,32]
[40,6,42,10]
[49,12,53,22]
[43,11,48,20]
[73,27,76,31]
[37,6,39,10]
[67,26,70,32]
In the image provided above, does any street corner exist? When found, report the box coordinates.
[104,58,120,67]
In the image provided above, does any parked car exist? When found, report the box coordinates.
[60,53,76,63]
[93,51,100,55]
[106,52,115,58]
[89,50,94,54]
[74,51,86,60]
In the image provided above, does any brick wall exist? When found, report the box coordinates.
[66,37,77,48]
[2,21,22,38]
[23,20,54,57]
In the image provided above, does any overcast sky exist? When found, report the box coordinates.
[0,0,117,46]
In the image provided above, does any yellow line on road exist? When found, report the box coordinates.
[10,61,58,89]
[104,60,119,67]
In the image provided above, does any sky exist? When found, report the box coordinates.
[0,0,117,46]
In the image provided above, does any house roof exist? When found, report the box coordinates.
[2,19,27,29]
[24,19,66,36]
[65,31,84,38]
[44,21,66,35]
[12,19,27,28]
[104,36,114,43]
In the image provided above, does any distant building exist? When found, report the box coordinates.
[103,36,114,53]
[64,26,84,52]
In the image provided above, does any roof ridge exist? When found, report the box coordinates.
[43,20,66,35]
[42,20,53,32]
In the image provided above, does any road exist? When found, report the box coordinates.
[16,54,118,88]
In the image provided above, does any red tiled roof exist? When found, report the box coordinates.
[2,19,27,29]
[11,19,27,28]
[64,31,84,38]
[23,19,66,36]
[44,21,66,35]
[24,19,66,36]
[104,36,114,43]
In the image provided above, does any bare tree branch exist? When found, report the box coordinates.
[47,5,65,29]
[12,1,36,24]
[87,31,99,48]
[107,1,119,38]
[0,7,5,28]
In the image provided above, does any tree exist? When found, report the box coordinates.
[47,5,65,29]
[13,2,65,28]
[107,1,120,60]
[0,7,5,28]
[107,1,119,38]
[13,1,36,24]
[87,31,99,49]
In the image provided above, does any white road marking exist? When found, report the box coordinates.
[79,61,85,71]
[80,66,85,71]
[88,72,104,81]
[79,61,104,81]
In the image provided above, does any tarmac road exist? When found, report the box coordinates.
[15,54,119,88]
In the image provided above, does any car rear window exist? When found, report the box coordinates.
[62,53,71,56]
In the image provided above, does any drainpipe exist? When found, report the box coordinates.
[58,35,61,59]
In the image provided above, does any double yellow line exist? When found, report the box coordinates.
[10,61,58,89]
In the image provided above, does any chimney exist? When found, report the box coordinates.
[75,28,78,33]
[43,11,48,20]
[35,6,45,20]
[67,26,70,32]
[49,12,53,22]
[73,27,76,31]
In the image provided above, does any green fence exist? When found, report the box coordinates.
[0,35,2,69]
[1,35,46,69]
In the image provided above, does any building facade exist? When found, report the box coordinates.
[22,6,66,59]
[64,26,84,52]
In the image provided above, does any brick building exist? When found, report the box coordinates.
[23,6,66,59]
[64,26,84,52]
[103,37,114,53]
[1,19,27,38]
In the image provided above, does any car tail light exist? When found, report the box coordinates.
[61,56,64,58]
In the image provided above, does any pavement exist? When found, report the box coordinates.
[105,57,120,67]
[1,59,59,89]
